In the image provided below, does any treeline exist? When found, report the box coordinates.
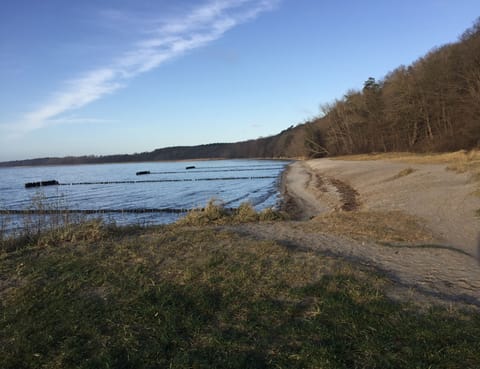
[307,19,480,156]
[0,125,308,167]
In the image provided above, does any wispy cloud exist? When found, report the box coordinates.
[13,0,278,136]
[45,116,118,126]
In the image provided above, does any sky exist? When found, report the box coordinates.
[1,0,479,161]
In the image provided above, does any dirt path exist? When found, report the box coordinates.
[235,158,480,308]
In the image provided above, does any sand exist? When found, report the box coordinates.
[232,158,480,308]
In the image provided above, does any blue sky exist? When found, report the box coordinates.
[1,0,479,161]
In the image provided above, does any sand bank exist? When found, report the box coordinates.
[236,158,480,308]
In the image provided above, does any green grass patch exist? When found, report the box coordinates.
[1,222,479,368]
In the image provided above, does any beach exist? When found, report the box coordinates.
[233,156,480,307]
[3,155,480,367]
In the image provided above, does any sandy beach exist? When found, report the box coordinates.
[232,157,480,308]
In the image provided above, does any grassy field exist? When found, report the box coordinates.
[1,216,480,369]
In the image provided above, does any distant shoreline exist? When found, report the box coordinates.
[0,157,294,169]
[0,126,308,168]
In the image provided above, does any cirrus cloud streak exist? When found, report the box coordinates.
[12,0,278,136]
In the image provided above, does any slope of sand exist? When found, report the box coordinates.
[234,158,480,308]
[297,158,479,255]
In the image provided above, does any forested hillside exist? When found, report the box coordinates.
[306,19,480,156]
[0,125,308,167]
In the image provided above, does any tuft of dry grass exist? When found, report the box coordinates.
[176,200,288,226]
[302,211,436,244]
[234,202,258,223]
[386,167,416,181]
[176,199,229,226]
[333,152,420,162]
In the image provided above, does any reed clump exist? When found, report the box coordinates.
[176,199,288,226]
[0,191,99,253]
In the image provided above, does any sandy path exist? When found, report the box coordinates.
[233,158,480,308]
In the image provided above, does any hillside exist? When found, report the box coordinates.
[307,18,480,156]
[0,124,310,167]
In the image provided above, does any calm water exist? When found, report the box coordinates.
[0,159,289,229]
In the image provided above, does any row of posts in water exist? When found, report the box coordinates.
[24,165,282,188]
[25,176,277,188]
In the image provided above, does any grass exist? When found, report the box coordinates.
[1,220,480,368]
[386,167,416,181]
[176,199,288,226]
[0,191,91,243]
[302,211,436,244]
[334,149,480,167]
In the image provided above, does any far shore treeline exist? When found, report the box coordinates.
[2,19,480,168]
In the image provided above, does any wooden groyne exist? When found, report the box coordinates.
[136,167,283,175]
[24,176,278,188]
[0,207,235,215]
[25,180,60,188]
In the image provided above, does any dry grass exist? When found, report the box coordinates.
[335,149,480,195]
[302,211,436,244]
[335,149,480,170]
[176,200,288,226]
[2,221,480,368]
[386,167,416,182]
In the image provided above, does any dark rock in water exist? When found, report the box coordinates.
[136,171,151,176]
[25,180,59,188]
[186,166,196,170]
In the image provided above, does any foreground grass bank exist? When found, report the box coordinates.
[1,220,480,369]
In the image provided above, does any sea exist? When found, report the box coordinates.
[0,159,290,232]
